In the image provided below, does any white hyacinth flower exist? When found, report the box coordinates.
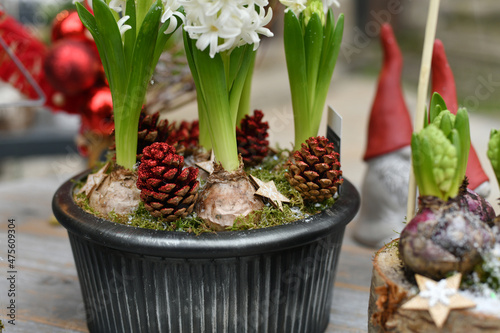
[238,7,273,50]
[109,0,126,13]
[117,15,132,37]
[280,0,307,16]
[74,0,184,36]
[161,0,185,34]
[181,0,273,58]
[280,0,340,16]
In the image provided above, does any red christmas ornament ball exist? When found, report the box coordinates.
[51,10,89,42]
[82,86,114,135]
[44,40,101,95]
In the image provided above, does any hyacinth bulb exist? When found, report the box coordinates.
[459,187,496,225]
[399,198,495,280]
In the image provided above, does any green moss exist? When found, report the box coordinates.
[75,149,339,233]
[462,252,500,295]
[383,238,400,253]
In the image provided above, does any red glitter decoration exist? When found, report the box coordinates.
[236,110,269,166]
[0,10,105,115]
[137,143,199,221]
[44,40,101,95]
[0,11,51,100]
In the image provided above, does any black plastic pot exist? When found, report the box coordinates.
[52,170,360,333]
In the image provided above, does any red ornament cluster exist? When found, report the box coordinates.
[236,110,269,166]
[0,9,113,157]
[137,143,199,221]
[44,39,101,96]
[51,10,89,42]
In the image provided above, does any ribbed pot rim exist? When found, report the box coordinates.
[52,169,360,259]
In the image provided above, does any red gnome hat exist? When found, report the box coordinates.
[363,24,412,161]
[431,39,489,190]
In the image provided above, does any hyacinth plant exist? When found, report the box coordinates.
[281,0,344,149]
[398,93,496,279]
[181,0,273,172]
[177,0,274,229]
[74,0,184,170]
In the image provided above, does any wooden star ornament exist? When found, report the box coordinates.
[401,273,476,328]
[249,175,290,211]
[195,151,215,174]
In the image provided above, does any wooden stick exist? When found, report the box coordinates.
[406,0,441,220]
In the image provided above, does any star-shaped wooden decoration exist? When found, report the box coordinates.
[249,175,290,211]
[401,273,476,328]
[195,151,215,174]
[78,162,110,198]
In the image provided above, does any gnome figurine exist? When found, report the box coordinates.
[431,39,490,197]
[353,24,413,248]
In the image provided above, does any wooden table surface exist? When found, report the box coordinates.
[0,175,375,333]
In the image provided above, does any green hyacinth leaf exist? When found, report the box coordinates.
[429,92,448,123]
[488,129,500,186]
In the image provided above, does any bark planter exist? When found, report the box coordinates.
[368,239,500,333]
[52,170,360,333]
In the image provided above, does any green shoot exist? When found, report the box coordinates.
[487,129,500,187]
[412,93,470,200]
[283,1,344,149]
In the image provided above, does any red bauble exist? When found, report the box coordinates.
[81,86,114,135]
[51,10,89,42]
[44,40,101,96]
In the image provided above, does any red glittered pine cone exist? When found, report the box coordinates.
[236,110,269,167]
[285,136,343,203]
[168,120,199,155]
[137,143,199,222]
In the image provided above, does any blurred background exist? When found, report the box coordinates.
[1,0,499,188]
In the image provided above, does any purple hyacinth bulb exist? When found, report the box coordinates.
[399,198,495,280]
[460,188,496,225]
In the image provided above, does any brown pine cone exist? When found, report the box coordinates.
[285,136,343,203]
[137,110,175,159]
[137,142,199,221]
[110,108,176,160]
[236,110,269,167]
